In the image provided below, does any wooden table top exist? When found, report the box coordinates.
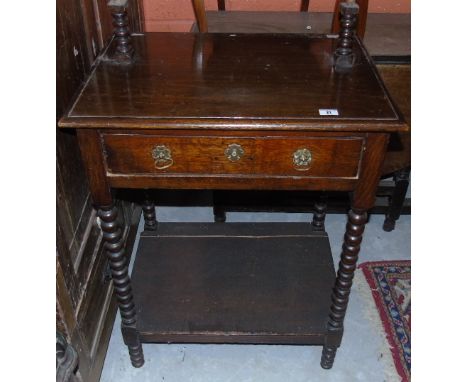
[60,32,407,132]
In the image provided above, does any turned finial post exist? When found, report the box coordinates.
[334,0,359,71]
[108,0,134,62]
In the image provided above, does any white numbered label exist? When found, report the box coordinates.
[319,109,339,116]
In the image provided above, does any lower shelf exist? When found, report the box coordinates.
[131,223,336,345]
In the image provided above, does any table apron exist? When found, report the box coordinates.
[106,174,358,191]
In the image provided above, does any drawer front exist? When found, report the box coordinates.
[102,134,363,178]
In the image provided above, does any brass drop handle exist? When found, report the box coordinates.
[293,148,312,171]
[151,145,173,170]
[225,143,244,162]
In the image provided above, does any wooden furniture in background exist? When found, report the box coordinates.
[192,0,368,38]
[56,0,143,381]
[59,0,407,371]
[377,61,411,231]
[192,0,410,231]
[215,0,312,11]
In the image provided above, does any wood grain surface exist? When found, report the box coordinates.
[132,223,337,344]
[60,33,406,132]
[102,133,363,178]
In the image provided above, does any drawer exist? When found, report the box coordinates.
[102,134,364,178]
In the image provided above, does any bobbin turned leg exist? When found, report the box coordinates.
[321,208,367,369]
[108,0,134,62]
[312,194,328,231]
[99,205,144,368]
[334,0,359,72]
[142,191,158,231]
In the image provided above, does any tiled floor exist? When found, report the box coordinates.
[100,208,410,382]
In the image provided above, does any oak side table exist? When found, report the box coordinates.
[59,2,407,370]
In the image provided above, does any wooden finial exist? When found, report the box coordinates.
[108,0,134,62]
[334,0,359,71]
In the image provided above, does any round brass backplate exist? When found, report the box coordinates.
[293,148,312,171]
[225,143,244,162]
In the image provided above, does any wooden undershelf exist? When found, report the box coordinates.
[132,223,337,345]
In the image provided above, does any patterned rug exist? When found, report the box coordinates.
[359,261,411,382]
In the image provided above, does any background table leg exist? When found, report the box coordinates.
[142,192,158,231]
[312,194,328,231]
[383,167,410,232]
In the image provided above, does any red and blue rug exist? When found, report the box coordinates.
[359,261,411,382]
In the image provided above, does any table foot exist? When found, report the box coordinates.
[320,345,337,369]
[383,217,395,232]
[128,343,145,368]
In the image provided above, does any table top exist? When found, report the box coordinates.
[59,32,407,132]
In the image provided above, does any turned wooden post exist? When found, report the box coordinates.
[334,0,359,71]
[142,191,158,231]
[76,130,144,368]
[312,194,328,231]
[321,134,389,369]
[321,208,366,368]
[108,0,134,62]
[99,205,144,367]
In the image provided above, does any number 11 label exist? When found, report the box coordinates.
[319,109,339,116]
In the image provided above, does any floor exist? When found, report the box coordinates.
[100,208,410,382]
